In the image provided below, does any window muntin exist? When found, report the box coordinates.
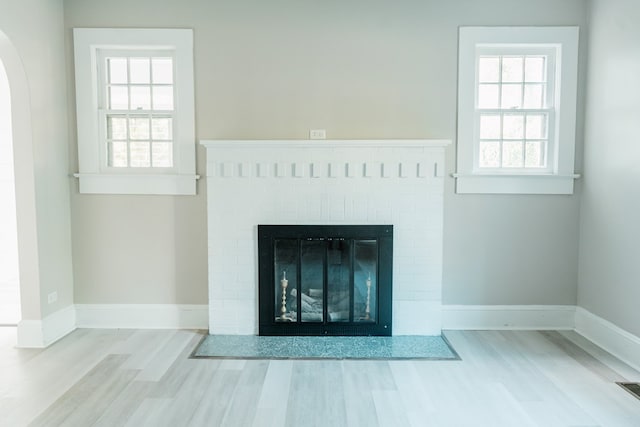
[99,52,175,169]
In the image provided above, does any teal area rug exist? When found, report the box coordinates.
[191,335,460,360]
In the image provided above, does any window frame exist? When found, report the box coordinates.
[455,27,580,195]
[73,28,197,195]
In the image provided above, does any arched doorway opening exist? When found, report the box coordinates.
[0,58,20,325]
[0,28,43,346]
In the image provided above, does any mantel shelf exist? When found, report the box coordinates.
[201,139,451,149]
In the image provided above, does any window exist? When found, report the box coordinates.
[73,29,197,195]
[101,53,175,168]
[476,50,554,170]
[455,27,580,194]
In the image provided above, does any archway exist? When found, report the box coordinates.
[0,59,20,325]
[0,29,43,344]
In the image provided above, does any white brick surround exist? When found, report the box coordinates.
[201,140,450,335]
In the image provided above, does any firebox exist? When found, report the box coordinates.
[258,225,393,336]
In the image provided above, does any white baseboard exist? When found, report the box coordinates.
[17,305,77,348]
[574,307,640,372]
[442,305,576,330]
[75,304,208,329]
[14,303,640,374]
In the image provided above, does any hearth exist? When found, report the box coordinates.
[258,225,392,336]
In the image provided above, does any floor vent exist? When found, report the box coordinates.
[617,382,640,400]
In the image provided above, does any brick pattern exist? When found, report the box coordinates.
[204,142,447,335]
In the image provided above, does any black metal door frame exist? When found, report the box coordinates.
[258,224,393,336]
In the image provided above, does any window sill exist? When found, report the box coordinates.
[73,173,199,195]
[452,173,580,195]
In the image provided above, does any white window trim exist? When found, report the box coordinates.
[73,28,197,195]
[454,26,580,195]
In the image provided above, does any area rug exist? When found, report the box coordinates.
[191,335,460,360]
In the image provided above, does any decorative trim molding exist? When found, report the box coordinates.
[574,307,640,372]
[208,161,441,180]
[75,304,208,329]
[16,320,44,348]
[442,305,576,330]
[201,139,451,181]
[16,305,77,348]
[11,304,640,373]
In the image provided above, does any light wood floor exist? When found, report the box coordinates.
[1,328,639,426]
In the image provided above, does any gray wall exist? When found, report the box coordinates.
[578,0,640,336]
[63,0,588,306]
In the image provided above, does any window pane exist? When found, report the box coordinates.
[526,114,546,139]
[503,114,524,139]
[129,58,150,84]
[130,141,151,167]
[480,114,501,139]
[502,57,524,82]
[107,58,127,84]
[152,142,173,167]
[108,141,128,167]
[152,118,172,140]
[502,140,524,167]
[354,240,377,323]
[501,84,522,109]
[479,141,500,168]
[327,239,351,323]
[478,84,499,108]
[108,86,128,109]
[525,141,544,168]
[130,86,151,110]
[478,57,500,82]
[152,86,174,110]
[300,240,325,323]
[525,56,546,82]
[152,58,173,84]
[107,116,127,140]
[274,239,298,323]
[129,117,150,140]
[523,84,544,108]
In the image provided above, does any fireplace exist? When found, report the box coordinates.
[258,225,393,336]
[201,139,450,335]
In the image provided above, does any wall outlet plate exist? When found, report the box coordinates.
[309,129,326,140]
[47,291,57,304]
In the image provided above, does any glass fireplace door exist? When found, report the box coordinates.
[353,240,377,323]
[260,225,392,336]
[299,240,324,322]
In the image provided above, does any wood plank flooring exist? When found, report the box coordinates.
[0,328,639,426]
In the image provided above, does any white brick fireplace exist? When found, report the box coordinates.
[201,139,450,335]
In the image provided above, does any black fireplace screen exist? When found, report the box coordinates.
[258,225,392,336]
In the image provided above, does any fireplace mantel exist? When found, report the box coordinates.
[201,139,451,149]
[201,139,450,335]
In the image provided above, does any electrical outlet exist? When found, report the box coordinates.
[309,129,326,140]
[47,291,57,304]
